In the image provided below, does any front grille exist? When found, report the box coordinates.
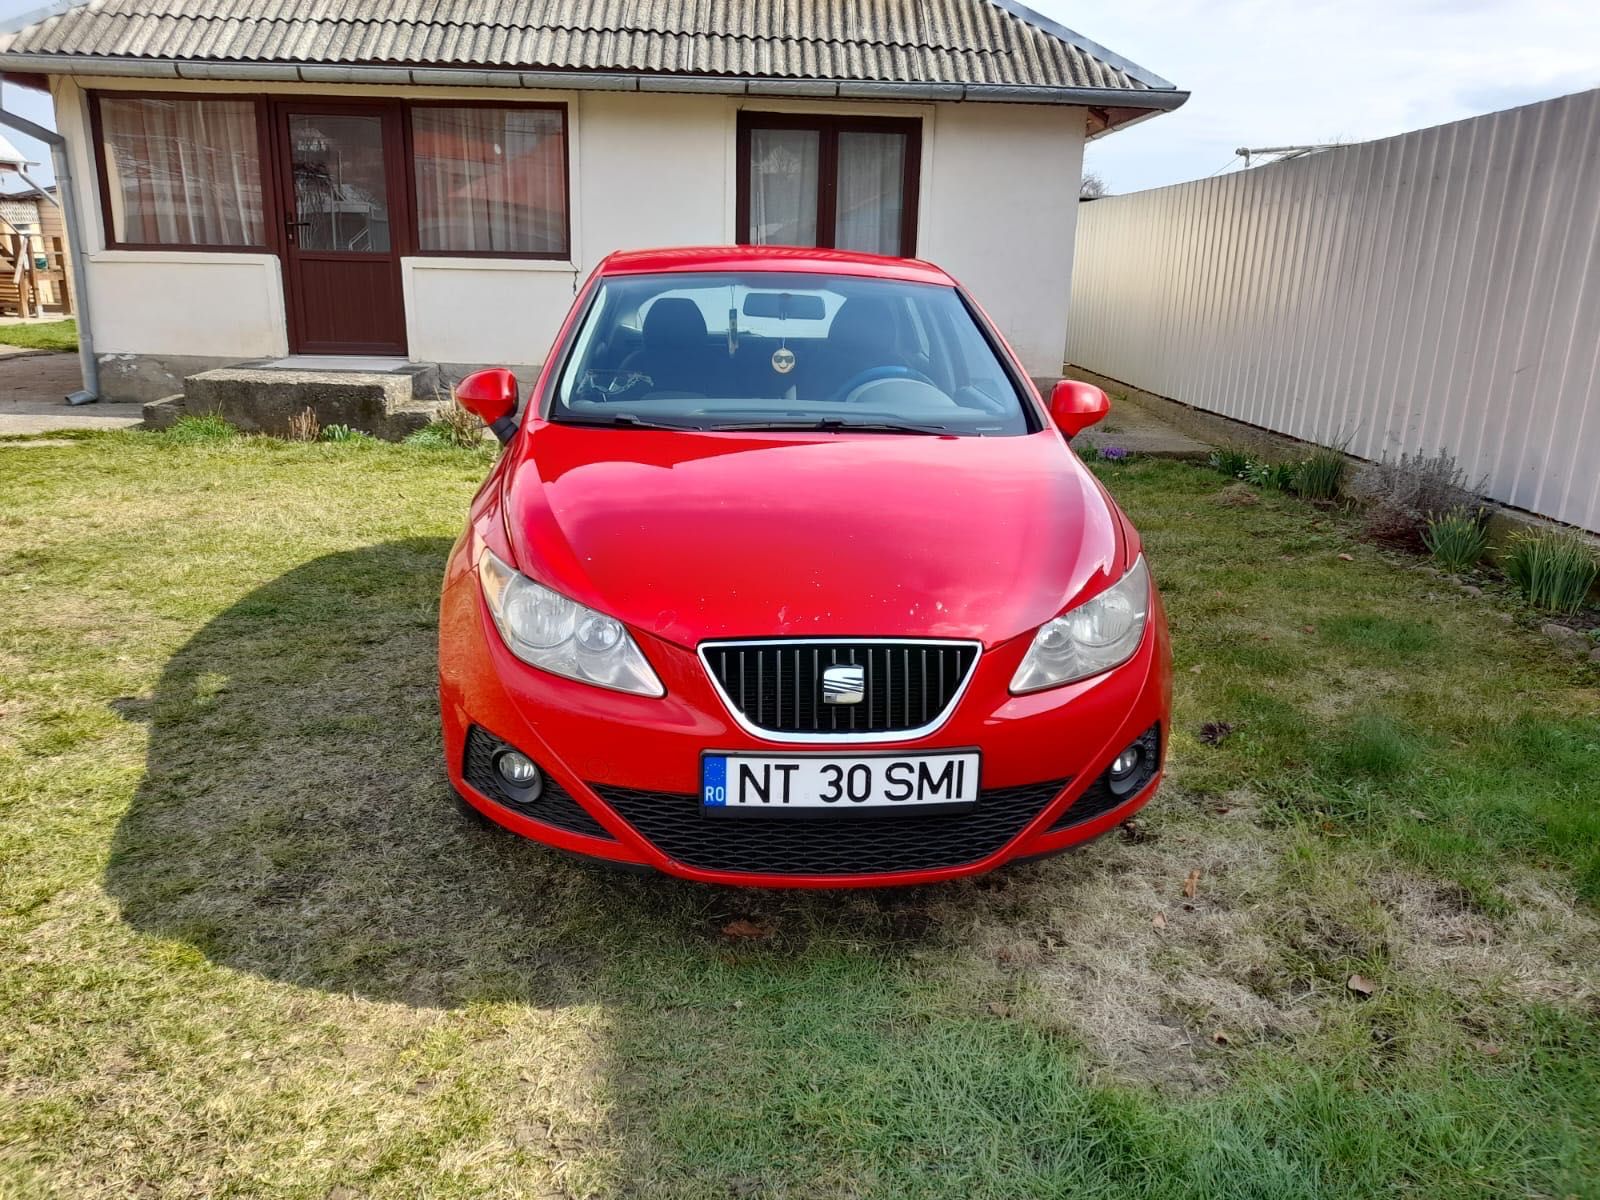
[593,777,1068,876]
[463,726,612,840]
[701,639,979,738]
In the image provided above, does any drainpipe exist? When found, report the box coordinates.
[0,96,98,403]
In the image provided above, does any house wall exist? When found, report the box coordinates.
[53,75,1087,399]
[1068,87,1600,532]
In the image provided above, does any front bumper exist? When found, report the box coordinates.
[439,563,1173,888]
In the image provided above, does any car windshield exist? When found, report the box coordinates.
[550,271,1035,435]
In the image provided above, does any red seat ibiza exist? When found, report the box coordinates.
[439,246,1171,887]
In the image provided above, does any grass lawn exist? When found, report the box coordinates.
[2,427,1597,1199]
[0,318,77,352]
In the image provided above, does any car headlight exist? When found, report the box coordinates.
[477,548,664,697]
[1010,555,1150,693]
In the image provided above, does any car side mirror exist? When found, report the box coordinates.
[454,368,520,444]
[1049,380,1111,437]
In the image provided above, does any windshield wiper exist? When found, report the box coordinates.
[709,418,953,436]
[556,413,696,431]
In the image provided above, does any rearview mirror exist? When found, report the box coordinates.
[454,368,520,444]
[1049,380,1111,437]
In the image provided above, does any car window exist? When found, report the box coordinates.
[551,271,1034,436]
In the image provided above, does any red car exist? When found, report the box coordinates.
[440,246,1171,888]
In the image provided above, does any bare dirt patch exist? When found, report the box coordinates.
[958,796,1600,1091]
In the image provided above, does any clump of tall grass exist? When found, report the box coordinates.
[1292,446,1349,501]
[161,414,237,444]
[1422,509,1490,573]
[1502,529,1598,614]
[406,398,485,449]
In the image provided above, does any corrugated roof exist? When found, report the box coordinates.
[0,0,1180,103]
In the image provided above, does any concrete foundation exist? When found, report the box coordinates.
[181,362,445,441]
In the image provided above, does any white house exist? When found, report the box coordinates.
[0,1,1184,402]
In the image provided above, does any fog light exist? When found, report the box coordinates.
[494,750,542,795]
[1110,748,1142,779]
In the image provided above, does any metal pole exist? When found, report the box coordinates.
[0,98,98,403]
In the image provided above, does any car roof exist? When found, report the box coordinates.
[596,245,956,287]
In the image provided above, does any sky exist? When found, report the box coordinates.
[1055,0,1600,193]
[0,0,1598,193]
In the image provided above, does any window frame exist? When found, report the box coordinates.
[402,97,572,261]
[88,90,279,253]
[736,111,922,259]
[87,91,573,261]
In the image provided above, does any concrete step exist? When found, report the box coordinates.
[181,361,442,442]
[142,393,186,430]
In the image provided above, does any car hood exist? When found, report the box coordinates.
[503,423,1123,649]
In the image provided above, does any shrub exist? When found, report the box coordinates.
[161,414,237,444]
[1353,449,1482,549]
[1502,529,1598,614]
[285,406,320,443]
[1423,509,1490,573]
[1208,446,1252,478]
[1292,446,1349,501]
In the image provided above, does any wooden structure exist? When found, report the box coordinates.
[0,130,73,319]
[0,199,73,318]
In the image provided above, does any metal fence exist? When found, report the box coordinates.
[1067,87,1600,532]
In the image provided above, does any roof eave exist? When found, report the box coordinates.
[0,53,1189,117]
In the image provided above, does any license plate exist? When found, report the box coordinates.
[701,750,980,815]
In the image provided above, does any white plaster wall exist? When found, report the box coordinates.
[403,259,577,365]
[88,251,288,356]
[575,90,734,257]
[920,104,1086,375]
[54,75,1087,375]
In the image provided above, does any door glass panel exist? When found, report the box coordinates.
[289,114,391,252]
[835,131,906,256]
[748,128,819,247]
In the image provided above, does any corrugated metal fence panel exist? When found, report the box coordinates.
[1068,88,1600,532]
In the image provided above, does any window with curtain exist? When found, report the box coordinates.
[411,105,568,256]
[739,115,919,257]
[96,96,265,247]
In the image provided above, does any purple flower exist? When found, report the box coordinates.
[1100,446,1128,461]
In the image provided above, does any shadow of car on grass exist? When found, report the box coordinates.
[104,538,1050,1011]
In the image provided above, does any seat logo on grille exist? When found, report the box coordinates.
[821,664,865,705]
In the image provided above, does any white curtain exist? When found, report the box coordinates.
[834,131,905,256]
[749,128,820,246]
[412,107,567,254]
[100,97,263,246]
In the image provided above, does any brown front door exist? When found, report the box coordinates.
[275,101,408,355]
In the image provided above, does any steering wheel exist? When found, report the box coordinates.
[833,364,937,402]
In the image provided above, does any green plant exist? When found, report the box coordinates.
[161,413,237,444]
[406,397,485,449]
[319,423,375,444]
[1208,446,1252,478]
[1292,446,1349,501]
[1353,448,1484,549]
[1423,509,1490,573]
[1244,458,1296,491]
[1502,529,1598,614]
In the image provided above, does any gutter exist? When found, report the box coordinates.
[0,53,1189,116]
[0,95,97,403]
